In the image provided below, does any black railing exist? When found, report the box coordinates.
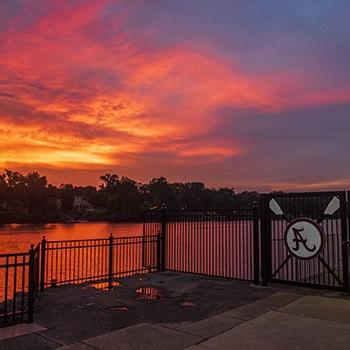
[41,235,159,288]
[2,192,350,328]
[0,244,40,327]
[144,208,260,283]
[1,235,158,327]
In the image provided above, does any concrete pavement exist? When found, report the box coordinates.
[56,293,350,350]
[1,273,350,349]
[185,295,350,350]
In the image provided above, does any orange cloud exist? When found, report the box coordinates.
[1,1,350,189]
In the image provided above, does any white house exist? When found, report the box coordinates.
[73,196,94,211]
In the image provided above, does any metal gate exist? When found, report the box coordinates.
[143,208,260,283]
[260,191,349,291]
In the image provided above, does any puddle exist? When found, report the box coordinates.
[136,287,162,300]
[106,305,130,311]
[181,300,196,307]
[78,303,96,309]
[90,281,121,291]
[138,276,148,281]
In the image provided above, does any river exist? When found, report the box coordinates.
[0,222,143,254]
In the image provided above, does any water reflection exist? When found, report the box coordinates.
[181,300,195,307]
[107,305,130,311]
[135,287,162,300]
[90,281,121,291]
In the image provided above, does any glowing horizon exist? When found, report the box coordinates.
[1,1,350,191]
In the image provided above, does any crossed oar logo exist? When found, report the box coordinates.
[268,196,343,283]
[291,226,317,253]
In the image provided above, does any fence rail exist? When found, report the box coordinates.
[41,235,159,289]
[1,235,158,327]
[0,244,40,327]
[144,208,260,282]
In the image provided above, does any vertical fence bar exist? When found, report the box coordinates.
[347,191,350,294]
[40,236,46,292]
[160,206,167,271]
[260,195,271,286]
[108,234,114,290]
[340,192,349,292]
[253,205,260,284]
[27,245,35,323]
[157,232,162,271]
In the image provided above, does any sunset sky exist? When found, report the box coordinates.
[1,0,349,191]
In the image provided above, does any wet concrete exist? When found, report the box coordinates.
[0,272,274,348]
[1,272,348,349]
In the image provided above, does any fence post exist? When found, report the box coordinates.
[160,205,167,271]
[40,236,46,292]
[27,244,35,323]
[340,192,349,293]
[260,195,271,286]
[253,205,260,285]
[157,232,162,271]
[108,234,114,290]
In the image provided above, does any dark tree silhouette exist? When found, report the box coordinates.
[0,169,261,224]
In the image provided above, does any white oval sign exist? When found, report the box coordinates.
[284,218,324,260]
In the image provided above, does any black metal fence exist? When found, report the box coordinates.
[2,190,350,328]
[41,235,159,289]
[1,235,158,327]
[0,244,40,327]
[144,198,350,292]
[144,208,260,283]
[260,191,349,291]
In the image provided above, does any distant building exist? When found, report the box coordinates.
[73,196,94,211]
[53,198,62,210]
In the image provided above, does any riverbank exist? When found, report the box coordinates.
[0,214,144,225]
[0,219,144,225]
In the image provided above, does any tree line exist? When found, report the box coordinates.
[0,170,260,223]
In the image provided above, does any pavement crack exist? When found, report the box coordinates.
[37,333,65,346]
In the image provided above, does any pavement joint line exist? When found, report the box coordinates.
[189,312,276,347]
[80,340,100,350]
[269,310,350,326]
[159,313,255,342]
[249,283,272,289]
[37,332,66,346]
[156,324,209,340]
[215,292,305,322]
[218,313,248,322]
[153,323,239,345]
[275,308,350,325]
[159,324,207,340]
[0,323,48,342]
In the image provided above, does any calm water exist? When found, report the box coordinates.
[0,222,143,254]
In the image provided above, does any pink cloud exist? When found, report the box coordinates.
[0,0,349,189]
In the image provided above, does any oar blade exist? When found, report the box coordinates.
[269,198,284,216]
[324,196,340,216]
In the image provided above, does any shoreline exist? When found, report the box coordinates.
[0,219,143,226]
